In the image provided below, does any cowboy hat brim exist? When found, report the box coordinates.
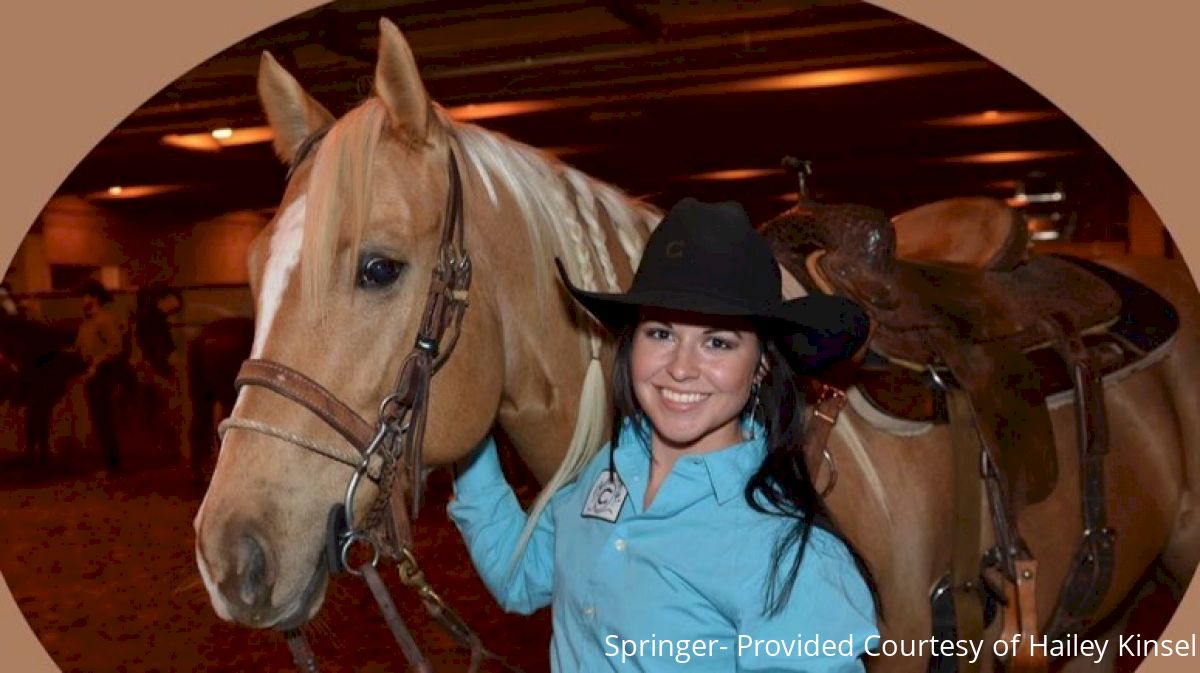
[556,259,870,373]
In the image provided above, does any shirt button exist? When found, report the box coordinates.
[614,539,627,552]
[583,606,596,618]
[690,457,702,465]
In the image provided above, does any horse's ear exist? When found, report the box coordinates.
[374,18,430,139]
[257,51,335,163]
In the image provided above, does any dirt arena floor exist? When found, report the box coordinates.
[0,454,552,673]
[0,446,1180,673]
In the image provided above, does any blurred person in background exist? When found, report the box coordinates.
[75,280,131,472]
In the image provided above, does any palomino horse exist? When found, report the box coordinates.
[194,20,1200,672]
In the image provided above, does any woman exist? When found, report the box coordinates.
[450,198,878,671]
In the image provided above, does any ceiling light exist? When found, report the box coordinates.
[162,126,274,151]
[89,184,183,200]
[930,150,1078,164]
[683,168,784,181]
[923,110,1061,127]
[720,62,986,93]
[446,100,563,121]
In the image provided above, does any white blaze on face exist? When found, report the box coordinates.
[253,195,307,358]
[229,195,307,420]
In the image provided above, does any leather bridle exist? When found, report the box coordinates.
[219,148,519,672]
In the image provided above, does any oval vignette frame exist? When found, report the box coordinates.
[1,1,1198,672]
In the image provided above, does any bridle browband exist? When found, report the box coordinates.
[219,148,519,672]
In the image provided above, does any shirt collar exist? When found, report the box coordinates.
[612,417,767,506]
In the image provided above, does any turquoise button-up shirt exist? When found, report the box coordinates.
[448,421,877,672]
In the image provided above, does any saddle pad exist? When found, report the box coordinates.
[1061,256,1180,352]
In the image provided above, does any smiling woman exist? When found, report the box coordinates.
[449,198,877,672]
[629,315,762,457]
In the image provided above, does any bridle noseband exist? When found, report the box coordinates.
[218,149,518,672]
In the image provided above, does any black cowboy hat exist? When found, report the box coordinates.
[557,197,870,373]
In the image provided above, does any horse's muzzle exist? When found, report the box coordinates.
[213,532,277,626]
[200,525,327,630]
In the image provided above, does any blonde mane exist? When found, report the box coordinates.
[296,97,660,559]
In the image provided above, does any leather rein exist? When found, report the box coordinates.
[219,149,519,673]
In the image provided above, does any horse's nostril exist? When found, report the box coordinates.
[236,534,270,608]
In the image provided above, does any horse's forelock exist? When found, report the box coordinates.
[300,100,388,313]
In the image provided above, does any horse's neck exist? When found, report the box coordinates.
[475,172,652,483]
[490,277,591,480]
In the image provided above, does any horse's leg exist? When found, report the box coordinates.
[22,399,37,465]
[188,393,214,486]
[85,367,123,472]
[187,343,217,486]
[25,393,52,467]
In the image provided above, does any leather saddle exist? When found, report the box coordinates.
[761,197,1173,512]
[764,195,1181,664]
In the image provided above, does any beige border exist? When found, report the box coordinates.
[1,1,1197,671]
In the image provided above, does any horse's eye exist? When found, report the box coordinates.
[358,256,405,289]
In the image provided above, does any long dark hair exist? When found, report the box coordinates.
[607,321,881,618]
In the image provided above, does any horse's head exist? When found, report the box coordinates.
[193,21,513,629]
[194,20,656,630]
